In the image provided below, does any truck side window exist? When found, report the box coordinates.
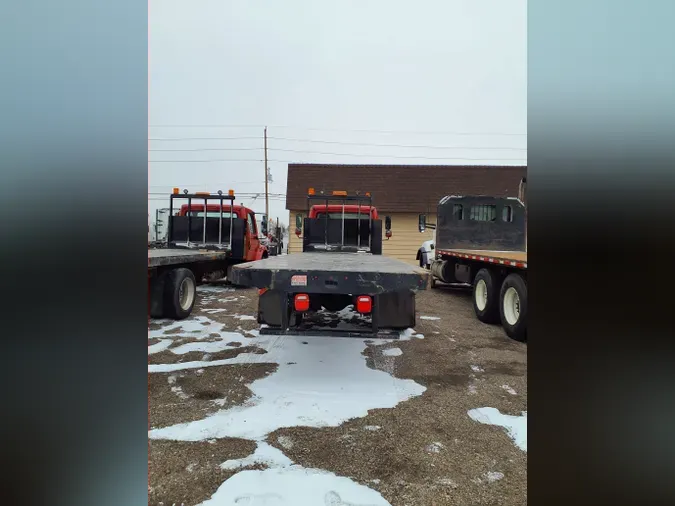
[502,205,513,222]
[470,205,497,222]
[453,204,464,220]
[247,213,257,235]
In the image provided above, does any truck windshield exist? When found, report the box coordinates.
[315,212,371,219]
[188,211,234,219]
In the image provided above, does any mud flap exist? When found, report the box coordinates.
[376,291,416,329]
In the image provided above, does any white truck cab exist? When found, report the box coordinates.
[416,234,435,269]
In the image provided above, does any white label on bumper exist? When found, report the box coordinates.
[291,275,307,286]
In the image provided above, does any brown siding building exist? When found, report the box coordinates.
[286,164,527,264]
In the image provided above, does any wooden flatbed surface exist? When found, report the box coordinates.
[438,248,527,265]
[148,249,229,268]
[233,252,426,275]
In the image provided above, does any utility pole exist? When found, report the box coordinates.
[264,126,269,222]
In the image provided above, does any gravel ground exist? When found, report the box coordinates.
[148,280,527,505]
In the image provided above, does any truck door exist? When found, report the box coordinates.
[246,211,260,260]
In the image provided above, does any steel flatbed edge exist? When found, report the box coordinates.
[231,252,430,293]
[436,248,527,269]
[148,249,230,268]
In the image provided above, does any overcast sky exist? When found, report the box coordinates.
[149,0,527,226]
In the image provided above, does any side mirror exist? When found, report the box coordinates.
[418,214,426,233]
[261,216,268,236]
[385,216,392,239]
[295,214,303,237]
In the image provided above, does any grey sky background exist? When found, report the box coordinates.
[149,0,527,226]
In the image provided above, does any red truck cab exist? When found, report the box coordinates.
[178,203,268,261]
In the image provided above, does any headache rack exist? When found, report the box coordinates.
[167,190,237,251]
[300,190,383,254]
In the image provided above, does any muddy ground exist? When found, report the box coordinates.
[148,280,527,505]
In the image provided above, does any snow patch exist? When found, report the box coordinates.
[397,328,424,340]
[149,334,426,441]
[426,442,444,454]
[220,442,293,471]
[363,425,381,431]
[167,374,189,400]
[501,384,517,395]
[232,314,257,321]
[148,339,173,355]
[148,315,224,340]
[197,466,391,506]
[468,408,527,452]
[169,335,244,355]
[197,285,235,293]
[470,365,484,373]
[382,348,402,357]
[419,316,440,321]
[484,471,504,483]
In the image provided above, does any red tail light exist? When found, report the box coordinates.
[356,295,372,314]
[385,230,392,238]
[294,294,310,312]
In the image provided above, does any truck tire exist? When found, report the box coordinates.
[473,268,500,324]
[164,268,197,320]
[499,273,527,342]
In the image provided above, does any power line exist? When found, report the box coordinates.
[269,148,527,159]
[268,136,526,151]
[149,159,264,163]
[149,155,527,163]
[148,147,262,152]
[149,136,262,141]
[149,124,527,136]
[148,144,526,153]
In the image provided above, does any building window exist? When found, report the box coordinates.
[470,205,497,222]
[453,204,464,220]
[502,205,513,222]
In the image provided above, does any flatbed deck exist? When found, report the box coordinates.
[437,248,527,268]
[148,249,230,268]
[231,252,429,293]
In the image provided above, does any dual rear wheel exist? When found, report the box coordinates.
[472,268,527,341]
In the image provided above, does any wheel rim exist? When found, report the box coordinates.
[475,279,488,311]
[178,277,195,311]
[503,287,520,325]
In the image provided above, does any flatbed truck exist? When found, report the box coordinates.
[231,190,429,338]
[148,189,269,320]
[420,195,527,341]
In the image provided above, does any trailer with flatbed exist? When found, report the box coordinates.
[231,190,429,338]
[419,194,527,341]
[148,189,270,320]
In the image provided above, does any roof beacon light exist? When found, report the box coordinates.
[228,189,235,197]
[308,187,315,195]
[365,192,371,197]
[332,190,348,196]
[172,187,180,195]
